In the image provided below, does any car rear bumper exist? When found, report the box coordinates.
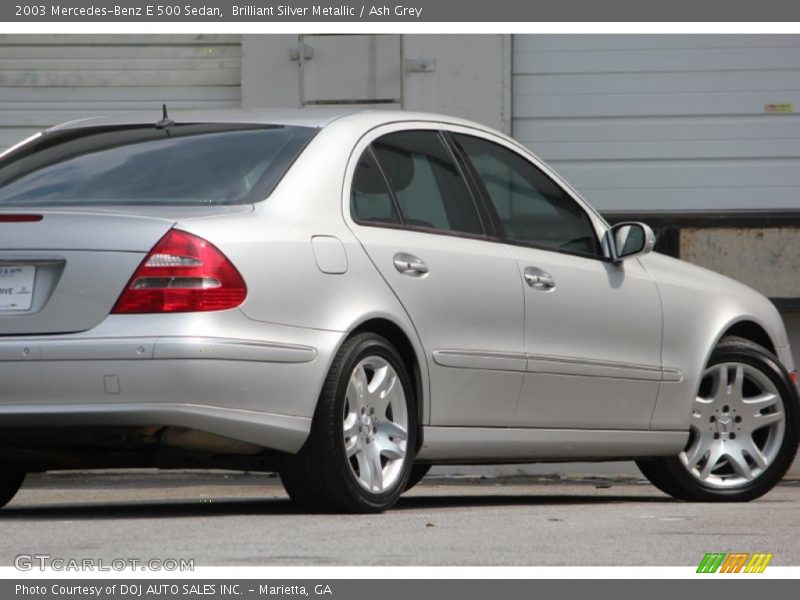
[0,312,345,453]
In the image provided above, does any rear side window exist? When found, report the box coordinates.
[453,133,600,256]
[363,130,483,235]
[0,124,316,206]
[350,150,401,224]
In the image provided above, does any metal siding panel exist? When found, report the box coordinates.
[513,34,800,52]
[515,115,800,143]
[514,70,800,95]
[530,140,800,161]
[0,34,241,45]
[512,34,800,212]
[514,47,800,74]
[512,91,800,118]
[0,35,242,149]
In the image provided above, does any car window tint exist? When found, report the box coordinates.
[453,133,600,256]
[350,150,400,224]
[0,124,315,207]
[371,131,482,235]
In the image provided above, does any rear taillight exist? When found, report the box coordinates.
[111,229,246,314]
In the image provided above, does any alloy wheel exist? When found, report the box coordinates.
[343,356,409,493]
[680,362,786,488]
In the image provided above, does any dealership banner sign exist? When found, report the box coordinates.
[4,0,800,21]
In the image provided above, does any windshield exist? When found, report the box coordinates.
[0,123,316,206]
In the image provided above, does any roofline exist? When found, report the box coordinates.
[42,108,502,137]
[44,107,367,133]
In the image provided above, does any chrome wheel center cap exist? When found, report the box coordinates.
[716,415,733,434]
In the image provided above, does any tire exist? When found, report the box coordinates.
[280,332,417,513]
[637,336,799,502]
[0,472,25,509]
[404,463,432,492]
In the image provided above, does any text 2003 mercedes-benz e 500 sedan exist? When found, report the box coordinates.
[0,109,796,513]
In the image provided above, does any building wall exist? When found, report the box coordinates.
[241,34,511,133]
[512,34,800,213]
[0,34,242,150]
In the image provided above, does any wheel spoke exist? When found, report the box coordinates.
[343,414,359,438]
[377,419,408,441]
[683,433,711,469]
[725,448,755,481]
[712,365,729,400]
[367,365,389,397]
[744,392,779,411]
[700,445,724,478]
[753,410,784,428]
[370,369,398,416]
[348,370,367,411]
[730,365,745,404]
[377,436,406,461]
[345,436,360,458]
[740,435,769,470]
[375,375,405,418]
[355,448,374,488]
[366,443,383,491]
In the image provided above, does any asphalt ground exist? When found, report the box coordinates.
[1,471,798,566]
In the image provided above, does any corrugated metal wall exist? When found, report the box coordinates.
[512,35,800,213]
[0,34,242,149]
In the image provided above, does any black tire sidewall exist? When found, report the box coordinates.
[0,472,25,509]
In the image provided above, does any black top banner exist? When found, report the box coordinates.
[3,0,800,22]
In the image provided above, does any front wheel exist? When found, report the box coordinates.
[281,332,416,513]
[637,336,799,502]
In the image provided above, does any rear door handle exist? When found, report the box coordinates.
[523,266,555,290]
[394,253,429,276]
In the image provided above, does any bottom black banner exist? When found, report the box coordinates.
[3,580,796,600]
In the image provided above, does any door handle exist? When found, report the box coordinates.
[393,252,429,276]
[524,267,555,290]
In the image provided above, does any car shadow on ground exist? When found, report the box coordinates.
[0,491,677,521]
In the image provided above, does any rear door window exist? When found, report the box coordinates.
[369,130,483,235]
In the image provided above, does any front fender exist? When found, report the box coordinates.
[639,253,792,430]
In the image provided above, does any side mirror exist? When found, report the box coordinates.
[607,222,656,262]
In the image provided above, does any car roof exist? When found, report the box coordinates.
[45,108,495,136]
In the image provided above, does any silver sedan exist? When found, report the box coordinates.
[0,109,796,512]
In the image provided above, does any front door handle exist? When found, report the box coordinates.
[393,252,429,276]
[524,266,555,290]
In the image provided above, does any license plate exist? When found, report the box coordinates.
[0,265,35,311]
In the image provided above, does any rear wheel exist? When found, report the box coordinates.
[280,332,416,513]
[637,336,799,501]
[0,472,25,509]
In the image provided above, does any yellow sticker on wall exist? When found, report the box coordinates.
[764,103,794,113]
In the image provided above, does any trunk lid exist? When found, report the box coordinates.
[0,206,249,335]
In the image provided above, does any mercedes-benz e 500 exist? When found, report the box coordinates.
[0,109,796,512]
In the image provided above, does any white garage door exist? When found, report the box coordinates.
[512,35,800,213]
[0,34,242,150]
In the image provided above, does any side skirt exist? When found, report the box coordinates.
[417,426,688,463]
